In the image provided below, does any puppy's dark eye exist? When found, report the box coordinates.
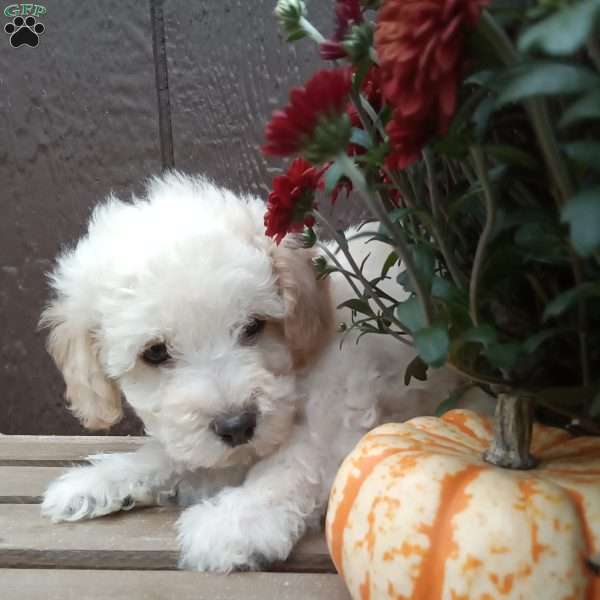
[240,318,266,343]
[142,343,171,365]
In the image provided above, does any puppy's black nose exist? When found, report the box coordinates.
[211,411,257,447]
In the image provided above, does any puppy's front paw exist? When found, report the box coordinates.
[41,466,134,522]
[177,490,299,573]
[177,503,262,572]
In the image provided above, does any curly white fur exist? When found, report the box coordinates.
[40,172,488,572]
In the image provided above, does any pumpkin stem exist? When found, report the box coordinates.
[483,394,538,470]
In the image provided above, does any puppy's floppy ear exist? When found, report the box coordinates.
[40,301,122,430]
[272,243,335,368]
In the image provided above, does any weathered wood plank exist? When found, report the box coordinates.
[0,1,159,436]
[1,570,350,600]
[0,436,145,465]
[0,466,65,502]
[0,505,334,572]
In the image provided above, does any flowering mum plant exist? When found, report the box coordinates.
[264,0,600,464]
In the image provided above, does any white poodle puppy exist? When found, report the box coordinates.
[40,172,479,572]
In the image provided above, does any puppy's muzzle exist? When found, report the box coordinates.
[210,410,257,447]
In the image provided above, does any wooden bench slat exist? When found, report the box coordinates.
[0,436,145,464]
[1,570,350,600]
[0,505,334,572]
[0,466,65,502]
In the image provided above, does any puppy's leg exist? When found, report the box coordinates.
[41,440,175,522]
[177,427,322,573]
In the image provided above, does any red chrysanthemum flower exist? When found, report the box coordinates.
[375,0,487,167]
[263,68,353,164]
[319,0,363,60]
[385,112,434,169]
[264,158,321,244]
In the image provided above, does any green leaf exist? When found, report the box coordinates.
[543,283,600,321]
[356,142,389,168]
[431,277,454,301]
[465,69,497,87]
[338,298,374,316]
[396,270,414,294]
[564,142,600,171]
[448,166,508,222]
[472,95,496,141]
[286,29,307,42]
[496,63,600,107]
[323,160,344,194]
[378,207,415,238]
[522,328,563,354]
[494,207,551,234]
[518,0,600,56]
[435,384,475,417]
[414,326,450,368]
[543,287,580,320]
[404,355,429,385]
[447,87,488,138]
[560,91,600,128]
[486,342,522,370]
[513,222,566,263]
[395,296,427,333]
[433,128,470,157]
[485,144,538,170]
[350,128,372,150]
[561,187,600,256]
[411,243,436,289]
[460,325,497,347]
[388,207,415,223]
[381,251,399,278]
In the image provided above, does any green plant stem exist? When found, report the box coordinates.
[469,145,497,327]
[478,10,574,205]
[299,16,325,44]
[527,98,574,203]
[570,251,592,391]
[448,361,512,388]
[337,153,434,326]
[368,47,379,65]
[347,89,403,216]
[349,88,377,142]
[525,274,550,306]
[315,241,363,301]
[347,90,414,221]
[423,149,441,221]
[359,93,380,132]
[314,211,413,346]
[423,149,467,290]
[384,169,416,206]
[459,161,476,186]
[350,87,387,142]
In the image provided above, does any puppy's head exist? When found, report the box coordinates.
[41,173,334,469]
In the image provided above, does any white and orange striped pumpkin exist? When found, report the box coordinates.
[326,409,600,600]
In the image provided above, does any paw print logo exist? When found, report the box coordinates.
[4,16,45,48]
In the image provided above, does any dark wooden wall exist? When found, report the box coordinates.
[0,1,365,434]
